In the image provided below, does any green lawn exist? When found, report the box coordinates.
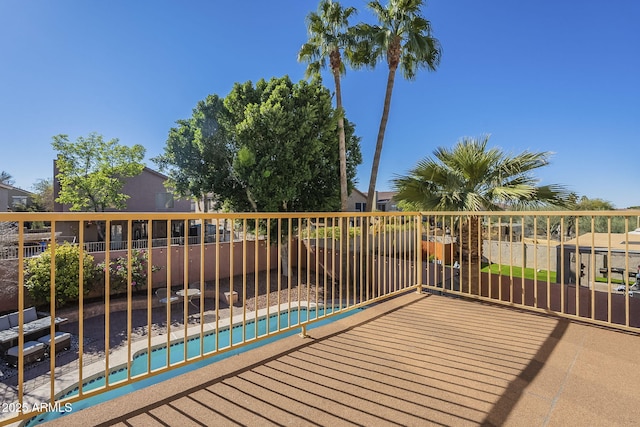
[595,276,626,285]
[481,263,557,282]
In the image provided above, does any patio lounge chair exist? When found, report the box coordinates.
[6,341,46,367]
[37,331,72,356]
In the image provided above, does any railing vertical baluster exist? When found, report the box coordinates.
[198,217,204,356]
[264,218,270,337]
[229,217,235,346]
[590,216,596,320]
[606,217,612,324]
[77,220,85,397]
[533,215,538,308]
[624,217,630,327]
[242,218,247,339]
[559,217,565,315]
[575,219,580,318]
[254,217,260,337]
[146,220,152,374]
[17,219,24,416]
[276,218,281,330]
[297,217,303,313]
[127,219,133,379]
[182,218,189,362]
[165,218,171,367]
[497,216,502,301]
[546,216,552,311]
[287,218,292,323]
[215,217,221,352]
[48,221,57,405]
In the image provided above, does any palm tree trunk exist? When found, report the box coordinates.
[360,67,396,298]
[331,57,353,293]
[366,66,397,212]
[460,216,482,295]
[333,71,348,213]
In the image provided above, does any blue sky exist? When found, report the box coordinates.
[1,0,638,208]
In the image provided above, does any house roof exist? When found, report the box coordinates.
[354,190,398,202]
[141,166,170,181]
[0,182,34,195]
[376,191,397,202]
[563,230,640,252]
[350,188,367,199]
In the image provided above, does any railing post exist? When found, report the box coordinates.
[416,214,423,294]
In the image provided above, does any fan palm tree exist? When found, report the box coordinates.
[298,0,357,212]
[393,135,570,294]
[357,0,441,212]
[0,170,14,186]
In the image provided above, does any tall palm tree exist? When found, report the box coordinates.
[357,0,441,212]
[393,135,570,294]
[299,0,357,212]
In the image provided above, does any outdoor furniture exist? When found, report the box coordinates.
[156,288,180,305]
[37,331,72,356]
[0,307,67,352]
[223,291,239,306]
[176,288,201,308]
[5,341,46,367]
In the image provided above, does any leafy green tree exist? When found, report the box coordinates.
[155,77,362,276]
[574,196,614,211]
[31,178,54,212]
[356,0,441,211]
[532,195,628,240]
[153,95,235,211]
[24,242,98,307]
[393,135,570,294]
[53,133,145,212]
[53,133,145,239]
[223,76,362,213]
[573,196,626,234]
[216,76,364,276]
[299,0,357,212]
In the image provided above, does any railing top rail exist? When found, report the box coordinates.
[1,210,639,223]
[418,210,640,217]
[0,211,421,221]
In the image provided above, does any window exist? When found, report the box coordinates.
[355,202,366,212]
[12,196,27,207]
[111,224,123,242]
[155,192,174,210]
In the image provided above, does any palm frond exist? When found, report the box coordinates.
[394,135,569,212]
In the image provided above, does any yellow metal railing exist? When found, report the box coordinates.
[419,210,640,332]
[0,210,639,425]
[0,211,421,426]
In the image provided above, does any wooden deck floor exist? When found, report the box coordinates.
[44,291,640,427]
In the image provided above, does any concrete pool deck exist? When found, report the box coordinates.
[41,291,640,426]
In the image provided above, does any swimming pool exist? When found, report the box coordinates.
[26,304,357,425]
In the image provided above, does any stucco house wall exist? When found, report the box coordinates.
[53,164,193,242]
[0,183,34,211]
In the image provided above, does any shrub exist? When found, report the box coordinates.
[25,242,98,307]
[98,249,160,293]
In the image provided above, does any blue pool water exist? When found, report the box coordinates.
[27,305,356,425]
